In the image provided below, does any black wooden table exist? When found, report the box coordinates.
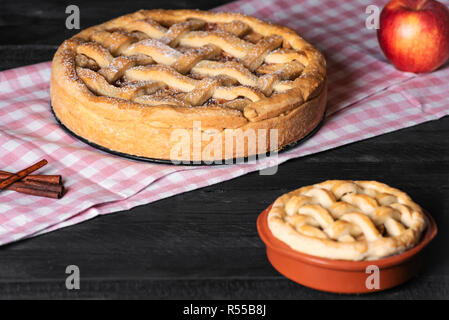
[0,0,448,299]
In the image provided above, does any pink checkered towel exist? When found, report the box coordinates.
[0,0,448,245]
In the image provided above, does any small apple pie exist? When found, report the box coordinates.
[268,180,427,261]
[50,9,327,162]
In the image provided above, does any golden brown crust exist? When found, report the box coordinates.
[267,180,427,261]
[50,9,327,161]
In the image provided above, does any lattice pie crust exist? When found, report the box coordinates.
[268,181,427,261]
[50,9,327,161]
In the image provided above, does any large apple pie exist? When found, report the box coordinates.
[268,180,427,261]
[50,9,327,162]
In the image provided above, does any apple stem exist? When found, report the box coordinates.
[416,0,428,10]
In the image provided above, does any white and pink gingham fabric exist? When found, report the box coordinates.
[0,0,448,245]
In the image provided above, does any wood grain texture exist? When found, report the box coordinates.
[0,0,448,299]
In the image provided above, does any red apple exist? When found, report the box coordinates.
[377,0,449,73]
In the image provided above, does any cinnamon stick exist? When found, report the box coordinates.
[0,160,65,199]
[0,160,48,190]
[0,171,61,184]
[15,180,64,193]
[6,183,62,199]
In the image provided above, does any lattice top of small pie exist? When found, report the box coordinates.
[268,180,427,261]
[52,9,326,127]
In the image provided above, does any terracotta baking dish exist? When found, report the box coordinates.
[257,205,437,294]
